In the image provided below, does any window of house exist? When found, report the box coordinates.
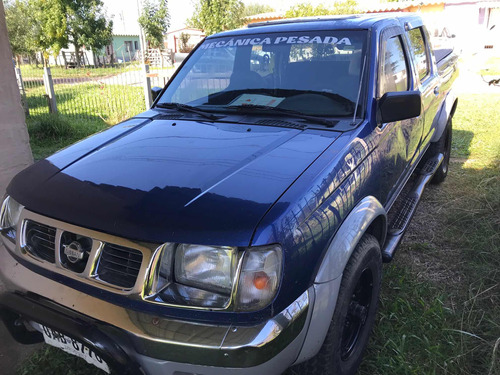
[379,35,408,96]
[124,41,133,52]
[134,41,139,50]
[408,27,430,81]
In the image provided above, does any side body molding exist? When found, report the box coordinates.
[295,196,386,364]
[315,195,387,284]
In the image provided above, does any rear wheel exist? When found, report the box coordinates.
[288,234,382,375]
[429,119,452,184]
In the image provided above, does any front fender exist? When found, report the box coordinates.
[314,196,386,284]
[294,196,386,364]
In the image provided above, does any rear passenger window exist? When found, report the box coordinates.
[408,27,429,81]
[379,35,408,96]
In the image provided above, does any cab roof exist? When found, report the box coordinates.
[207,13,423,39]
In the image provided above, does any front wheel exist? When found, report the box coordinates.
[289,234,382,375]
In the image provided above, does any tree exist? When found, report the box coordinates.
[188,0,244,36]
[285,3,330,18]
[4,0,38,60]
[332,0,359,14]
[138,0,170,49]
[242,3,274,18]
[62,0,113,66]
[31,0,68,65]
[285,0,358,18]
[178,32,192,53]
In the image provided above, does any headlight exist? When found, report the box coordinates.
[145,243,282,311]
[175,244,236,294]
[0,196,23,243]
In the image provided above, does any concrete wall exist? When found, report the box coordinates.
[112,35,141,62]
[0,2,33,197]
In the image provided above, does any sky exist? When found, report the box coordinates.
[102,0,370,35]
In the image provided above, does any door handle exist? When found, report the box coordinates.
[434,86,439,96]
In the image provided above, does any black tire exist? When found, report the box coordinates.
[288,234,382,375]
[429,119,452,184]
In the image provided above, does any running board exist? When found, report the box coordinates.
[382,153,444,262]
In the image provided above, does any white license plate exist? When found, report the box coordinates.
[41,325,110,373]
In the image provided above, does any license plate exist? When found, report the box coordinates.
[41,325,110,373]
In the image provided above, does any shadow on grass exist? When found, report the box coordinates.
[360,129,499,375]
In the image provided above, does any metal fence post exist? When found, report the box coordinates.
[143,64,152,109]
[43,67,58,114]
[15,67,29,116]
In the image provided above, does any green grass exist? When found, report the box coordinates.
[18,346,103,375]
[25,83,145,124]
[27,115,109,161]
[17,94,500,374]
[24,81,146,160]
[360,93,500,375]
[20,64,176,79]
[479,57,500,76]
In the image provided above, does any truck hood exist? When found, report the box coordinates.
[8,117,339,246]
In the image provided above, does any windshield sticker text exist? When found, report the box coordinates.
[200,36,352,49]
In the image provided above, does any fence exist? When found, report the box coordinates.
[15,63,176,125]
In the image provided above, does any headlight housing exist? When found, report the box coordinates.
[145,243,282,311]
[0,196,23,243]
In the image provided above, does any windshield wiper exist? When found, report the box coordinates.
[155,102,221,121]
[225,104,337,128]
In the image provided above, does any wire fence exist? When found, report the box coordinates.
[15,63,176,125]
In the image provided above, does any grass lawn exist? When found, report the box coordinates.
[19,64,177,79]
[359,93,499,375]
[18,94,500,374]
[479,57,500,76]
[25,83,146,124]
[19,64,142,79]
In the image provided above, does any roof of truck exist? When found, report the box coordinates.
[208,13,423,38]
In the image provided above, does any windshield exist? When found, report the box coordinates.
[157,30,368,118]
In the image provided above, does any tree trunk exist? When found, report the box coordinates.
[74,44,81,67]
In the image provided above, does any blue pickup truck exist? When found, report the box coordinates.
[0,13,458,375]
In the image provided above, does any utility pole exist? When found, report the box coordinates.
[136,0,147,63]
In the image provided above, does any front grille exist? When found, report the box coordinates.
[96,243,143,289]
[24,221,57,263]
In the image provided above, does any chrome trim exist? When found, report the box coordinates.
[0,195,9,231]
[222,290,309,349]
[14,209,159,296]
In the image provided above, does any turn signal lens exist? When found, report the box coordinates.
[235,245,282,311]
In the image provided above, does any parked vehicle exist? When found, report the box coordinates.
[0,13,458,375]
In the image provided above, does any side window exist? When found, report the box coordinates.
[379,35,408,97]
[408,27,429,81]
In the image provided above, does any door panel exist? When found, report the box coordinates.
[407,26,440,146]
[376,30,422,205]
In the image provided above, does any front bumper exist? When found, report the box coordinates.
[0,242,312,374]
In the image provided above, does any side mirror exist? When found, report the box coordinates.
[378,91,421,123]
[151,86,162,101]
